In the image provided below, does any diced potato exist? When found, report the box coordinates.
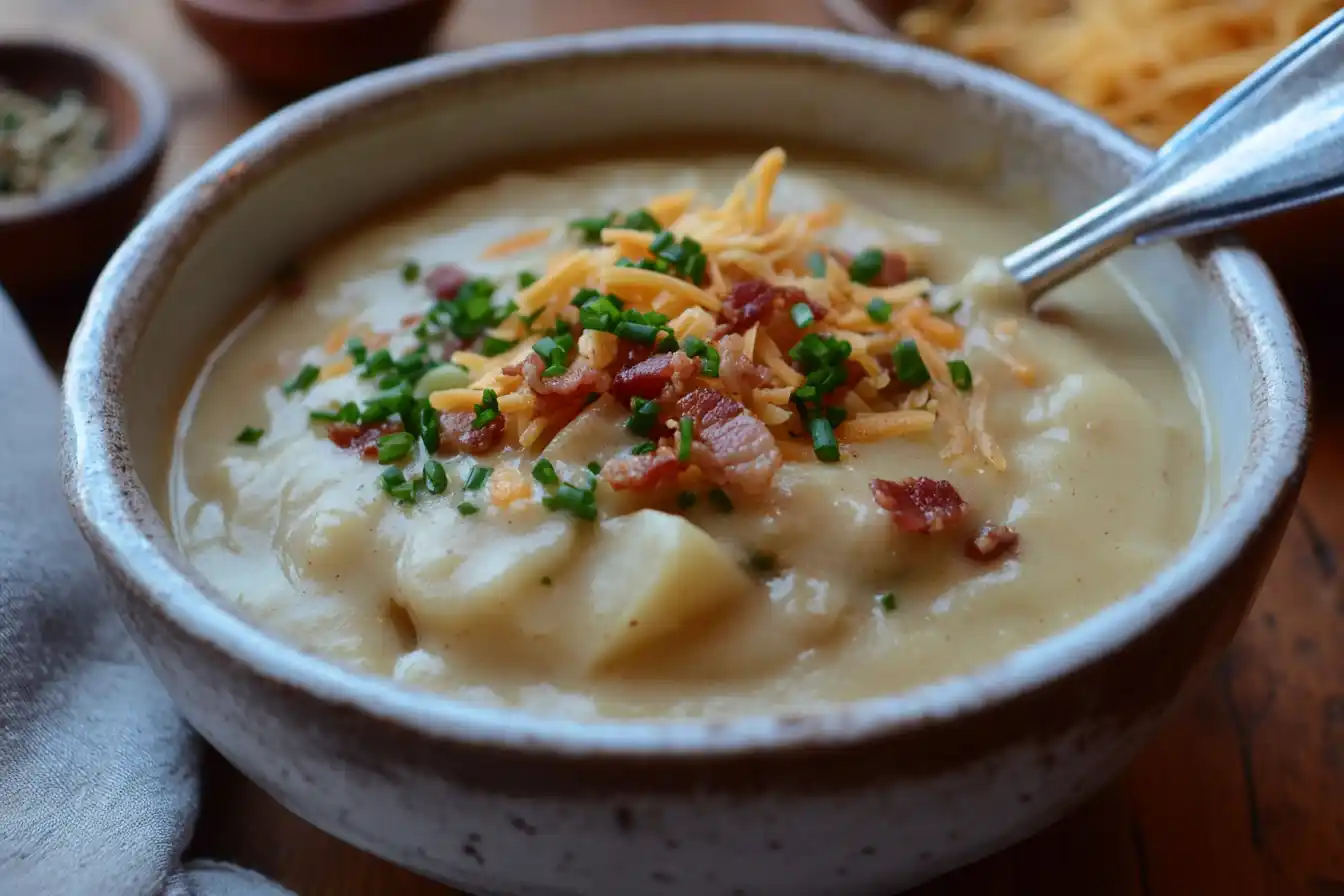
[571,510,755,669]
[543,394,630,468]
[396,519,577,634]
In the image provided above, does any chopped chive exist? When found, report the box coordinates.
[805,250,828,278]
[465,466,492,490]
[682,336,720,377]
[377,431,416,463]
[657,333,679,353]
[458,502,480,516]
[707,488,734,513]
[613,320,660,344]
[570,286,602,307]
[235,426,264,444]
[621,209,661,232]
[749,551,777,573]
[809,417,840,463]
[625,397,660,436]
[542,483,598,521]
[586,461,602,476]
[866,297,893,323]
[423,459,448,494]
[472,389,500,430]
[379,467,416,504]
[825,404,848,429]
[419,402,440,453]
[948,360,974,391]
[848,248,885,285]
[517,270,539,289]
[308,409,341,423]
[345,337,368,365]
[361,348,394,378]
[790,302,815,329]
[649,231,676,254]
[893,339,930,386]
[678,416,694,463]
[569,213,615,244]
[630,441,656,456]
[400,260,421,283]
[282,364,320,396]
[939,299,963,316]
[877,592,898,612]
[481,336,518,357]
[676,490,697,510]
[532,458,559,486]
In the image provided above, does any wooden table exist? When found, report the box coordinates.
[8,1,1342,893]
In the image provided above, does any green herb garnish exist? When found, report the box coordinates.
[377,431,416,464]
[678,416,694,463]
[630,441,656,456]
[948,360,973,391]
[481,337,518,357]
[790,302,815,329]
[805,250,828,278]
[543,482,598,521]
[400,260,421,284]
[423,459,448,494]
[532,458,559,486]
[848,248,885,285]
[472,389,500,430]
[681,335,720,377]
[518,270,539,290]
[282,364,320,396]
[235,426,264,444]
[866,297,893,323]
[568,213,616,244]
[345,337,368,365]
[626,397,660,436]
[893,339,930,386]
[622,208,661,232]
[465,466,492,490]
[809,417,840,464]
[380,467,416,504]
[418,401,440,453]
[458,502,480,516]
[877,592,898,613]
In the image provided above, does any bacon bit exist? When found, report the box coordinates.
[439,411,505,456]
[327,421,403,460]
[674,388,782,495]
[610,338,655,371]
[509,353,611,400]
[965,525,1019,562]
[424,264,470,300]
[870,477,968,534]
[610,351,699,405]
[717,333,769,399]
[719,280,819,334]
[601,447,682,491]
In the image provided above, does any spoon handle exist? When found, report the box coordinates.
[1005,8,1344,302]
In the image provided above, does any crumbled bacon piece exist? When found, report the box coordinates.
[327,421,403,460]
[601,447,682,491]
[965,525,1019,562]
[509,353,611,399]
[674,388,782,495]
[610,351,699,405]
[438,410,505,456]
[720,280,822,334]
[716,334,769,399]
[870,477,968,533]
[424,264,470,300]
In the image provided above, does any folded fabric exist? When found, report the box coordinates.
[0,290,292,896]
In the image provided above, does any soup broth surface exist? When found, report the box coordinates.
[170,153,1207,719]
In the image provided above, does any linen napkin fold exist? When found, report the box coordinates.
[0,291,293,896]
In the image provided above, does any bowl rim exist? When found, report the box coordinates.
[62,23,1310,757]
[0,34,170,224]
[172,0,454,26]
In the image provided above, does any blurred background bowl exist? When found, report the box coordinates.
[0,36,169,307]
[172,0,458,97]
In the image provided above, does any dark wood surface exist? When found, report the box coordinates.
[7,1,1342,893]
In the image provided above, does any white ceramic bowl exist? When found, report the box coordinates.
[62,25,1308,896]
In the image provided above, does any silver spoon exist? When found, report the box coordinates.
[1006,7,1344,306]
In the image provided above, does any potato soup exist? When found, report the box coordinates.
[169,150,1208,719]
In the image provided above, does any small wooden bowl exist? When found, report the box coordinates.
[173,0,458,97]
[0,37,169,307]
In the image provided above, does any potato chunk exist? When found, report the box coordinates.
[572,510,754,669]
[396,518,577,634]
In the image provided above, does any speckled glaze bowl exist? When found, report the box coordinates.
[62,26,1308,896]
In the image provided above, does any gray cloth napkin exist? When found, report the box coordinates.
[0,292,293,896]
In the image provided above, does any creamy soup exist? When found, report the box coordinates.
[170,151,1207,719]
